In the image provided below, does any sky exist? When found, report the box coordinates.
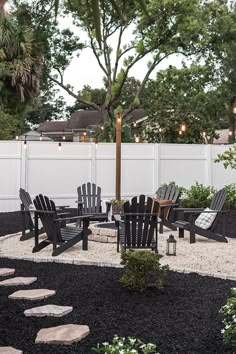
[58,16,186,106]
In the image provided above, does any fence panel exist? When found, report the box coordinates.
[0,141,235,211]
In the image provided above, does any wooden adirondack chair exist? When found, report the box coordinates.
[33,194,92,257]
[173,188,228,243]
[19,188,69,241]
[155,183,180,234]
[19,188,43,241]
[76,182,108,222]
[114,195,159,253]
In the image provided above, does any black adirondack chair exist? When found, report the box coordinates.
[76,182,108,222]
[173,188,228,243]
[33,194,92,257]
[156,183,180,234]
[19,188,69,241]
[114,195,159,252]
[19,188,44,241]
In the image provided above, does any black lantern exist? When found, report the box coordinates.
[166,234,177,256]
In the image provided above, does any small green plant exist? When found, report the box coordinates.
[219,288,236,346]
[120,250,168,292]
[224,183,236,209]
[93,335,159,353]
[180,182,216,208]
[111,199,126,205]
[215,145,236,169]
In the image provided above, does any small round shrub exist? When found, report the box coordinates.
[120,250,169,292]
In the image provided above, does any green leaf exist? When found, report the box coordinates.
[91,0,102,48]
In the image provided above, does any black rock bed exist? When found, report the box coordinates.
[0,258,235,354]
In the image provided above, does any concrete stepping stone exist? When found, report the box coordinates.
[0,277,37,287]
[35,324,90,345]
[0,268,15,277]
[24,305,73,317]
[0,347,22,354]
[9,289,55,300]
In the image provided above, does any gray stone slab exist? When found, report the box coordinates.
[9,289,55,300]
[0,268,15,277]
[0,277,37,287]
[35,324,90,345]
[0,347,23,354]
[24,305,73,317]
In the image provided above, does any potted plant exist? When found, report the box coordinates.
[111,199,126,216]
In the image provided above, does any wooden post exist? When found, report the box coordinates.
[116,112,122,200]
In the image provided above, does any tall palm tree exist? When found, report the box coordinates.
[0,13,43,105]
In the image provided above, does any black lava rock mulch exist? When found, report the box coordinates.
[0,212,23,236]
[0,258,235,354]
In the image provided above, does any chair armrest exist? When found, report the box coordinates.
[56,205,70,210]
[159,203,179,208]
[173,207,204,212]
[75,201,83,205]
[54,215,93,222]
[57,212,70,217]
[114,214,122,222]
[185,209,227,214]
[34,209,55,214]
[124,213,159,216]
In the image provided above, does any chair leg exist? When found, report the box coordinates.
[179,228,184,238]
[159,222,163,234]
[190,230,196,243]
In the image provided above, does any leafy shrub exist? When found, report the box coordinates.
[120,250,168,292]
[111,199,126,205]
[219,288,236,346]
[180,182,216,208]
[215,145,236,169]
[224,183,236,209]
[93,335,159,353]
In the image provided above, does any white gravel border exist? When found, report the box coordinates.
[0,229,236,281]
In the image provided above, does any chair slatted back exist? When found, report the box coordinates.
[156,184,180,203]
[33,194,62,242]
[123,195,159,248]
[19,188,33,210]
[77,182,101,213]
[210,188,227,211]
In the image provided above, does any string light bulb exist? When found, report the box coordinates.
[202,131,206,137]
[58,142,62,151]
[15,135,19,140]
[133,122,137,128]
[181,123,186,132]
[62,131,66,140]
[232,106,236,114]
[229,130,233,136]
[135,135,140,143]
[179,130,182,135]
[39,132,43,141]
[83,131,87,136]
[24,137,27,149]
[101,126,104,131]
[159,128,162,132]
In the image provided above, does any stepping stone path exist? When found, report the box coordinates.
[0,277,37,287]
[24,305,73,317]
[0,268,15,277]
[9,289,55,300]
[1,267,90,349]
[35,324,90,345]
[0,347,22,354]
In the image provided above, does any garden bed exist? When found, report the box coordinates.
[0,258,235,354]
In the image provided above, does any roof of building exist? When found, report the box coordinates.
[37,121,68,133]
[18,131,53,141]
[37,109,147,133]
[213,129,230,144]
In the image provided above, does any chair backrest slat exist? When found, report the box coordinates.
[156,184,180,204]
[123,195,158,249]
[77,182,102,214]
[34,194,62,242]
[211,189,227,211]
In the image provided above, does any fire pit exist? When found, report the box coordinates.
[89,222,117,243]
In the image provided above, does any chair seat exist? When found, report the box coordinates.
[61,226,83,241]
[174,220,189,229]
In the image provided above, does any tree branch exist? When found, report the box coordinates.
[48,74,101,111]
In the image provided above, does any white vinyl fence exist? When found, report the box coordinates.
[0,141,235,212]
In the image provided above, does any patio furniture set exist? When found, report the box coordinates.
[19,183,228,257]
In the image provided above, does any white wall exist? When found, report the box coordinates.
[0,141,235,211]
